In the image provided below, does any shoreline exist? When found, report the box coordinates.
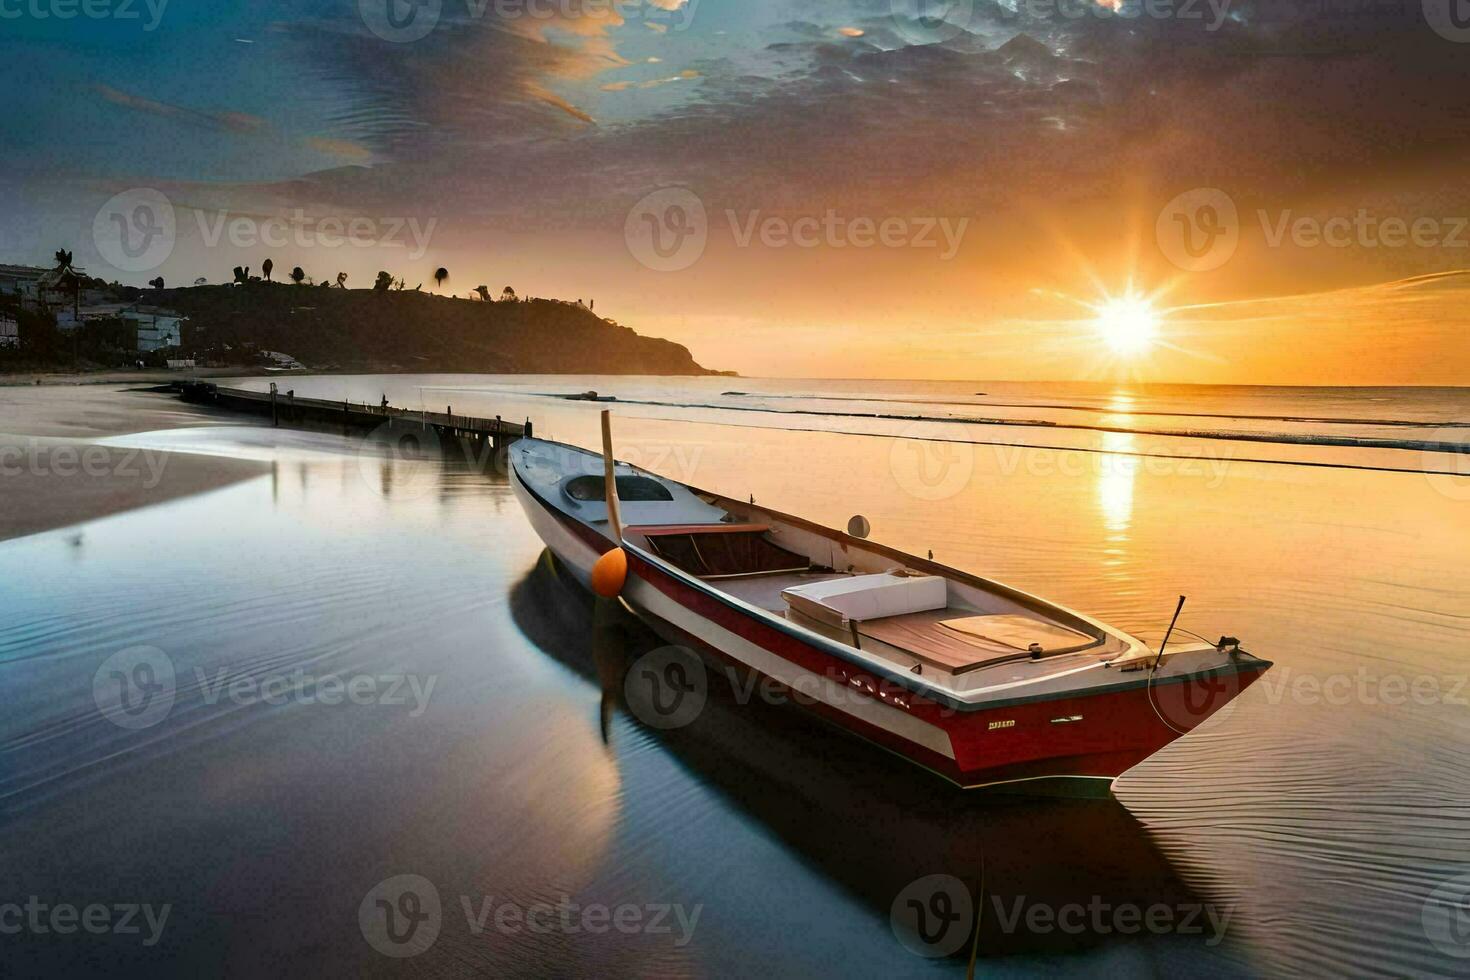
[0,383,269,542]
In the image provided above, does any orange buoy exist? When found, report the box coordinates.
[591,547,628,598]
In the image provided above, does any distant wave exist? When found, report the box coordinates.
[719,391,1467,429]
[530,393,1470,456]
[633,415,1470,478]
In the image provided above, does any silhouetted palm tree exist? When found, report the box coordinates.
[433,267,448,292]
[336,272,348,289]
[290,266,305,285]
[373,271,393,292]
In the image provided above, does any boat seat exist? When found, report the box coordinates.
[781,572,947,627]
[858,611,1101,675]
[638,525,809,579]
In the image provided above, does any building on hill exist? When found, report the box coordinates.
[128,306,186,351]
[0,265,48,306]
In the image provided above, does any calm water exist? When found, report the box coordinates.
[3,376,1469,977]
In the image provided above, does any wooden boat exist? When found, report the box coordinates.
[509,424,1271,791]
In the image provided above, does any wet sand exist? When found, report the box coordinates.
[0,384,267,542]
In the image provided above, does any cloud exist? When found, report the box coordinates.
[93,84,267,134]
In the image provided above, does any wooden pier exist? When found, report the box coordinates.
[175,381,529,454]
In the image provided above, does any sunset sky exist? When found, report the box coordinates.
[3,0,1469,382]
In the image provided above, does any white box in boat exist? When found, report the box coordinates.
[781,572,947,626]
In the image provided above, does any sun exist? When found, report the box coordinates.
[1091,293,1160,355]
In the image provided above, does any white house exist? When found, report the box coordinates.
[0,265,46,305]
[125,306,186,351]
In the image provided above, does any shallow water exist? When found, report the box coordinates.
[3,377,1469,977]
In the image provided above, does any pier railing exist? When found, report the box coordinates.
[175,381,530,447]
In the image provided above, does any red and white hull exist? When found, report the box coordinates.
[511,438,1270,790]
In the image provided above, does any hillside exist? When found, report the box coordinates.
[154,284,718,375]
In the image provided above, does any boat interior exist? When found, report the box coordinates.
[515,439,1148,697]
[622,504,1139,695]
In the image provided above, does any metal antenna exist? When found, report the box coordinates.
[1152,595,1187,671]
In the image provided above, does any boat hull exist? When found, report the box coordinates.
[511,457,1268,790]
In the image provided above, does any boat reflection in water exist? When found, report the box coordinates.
[510,552,1244,969]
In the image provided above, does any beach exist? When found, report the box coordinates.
[0,381,268,541]
[2,375,1468,977]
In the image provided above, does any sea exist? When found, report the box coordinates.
[2,376,1468,977]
